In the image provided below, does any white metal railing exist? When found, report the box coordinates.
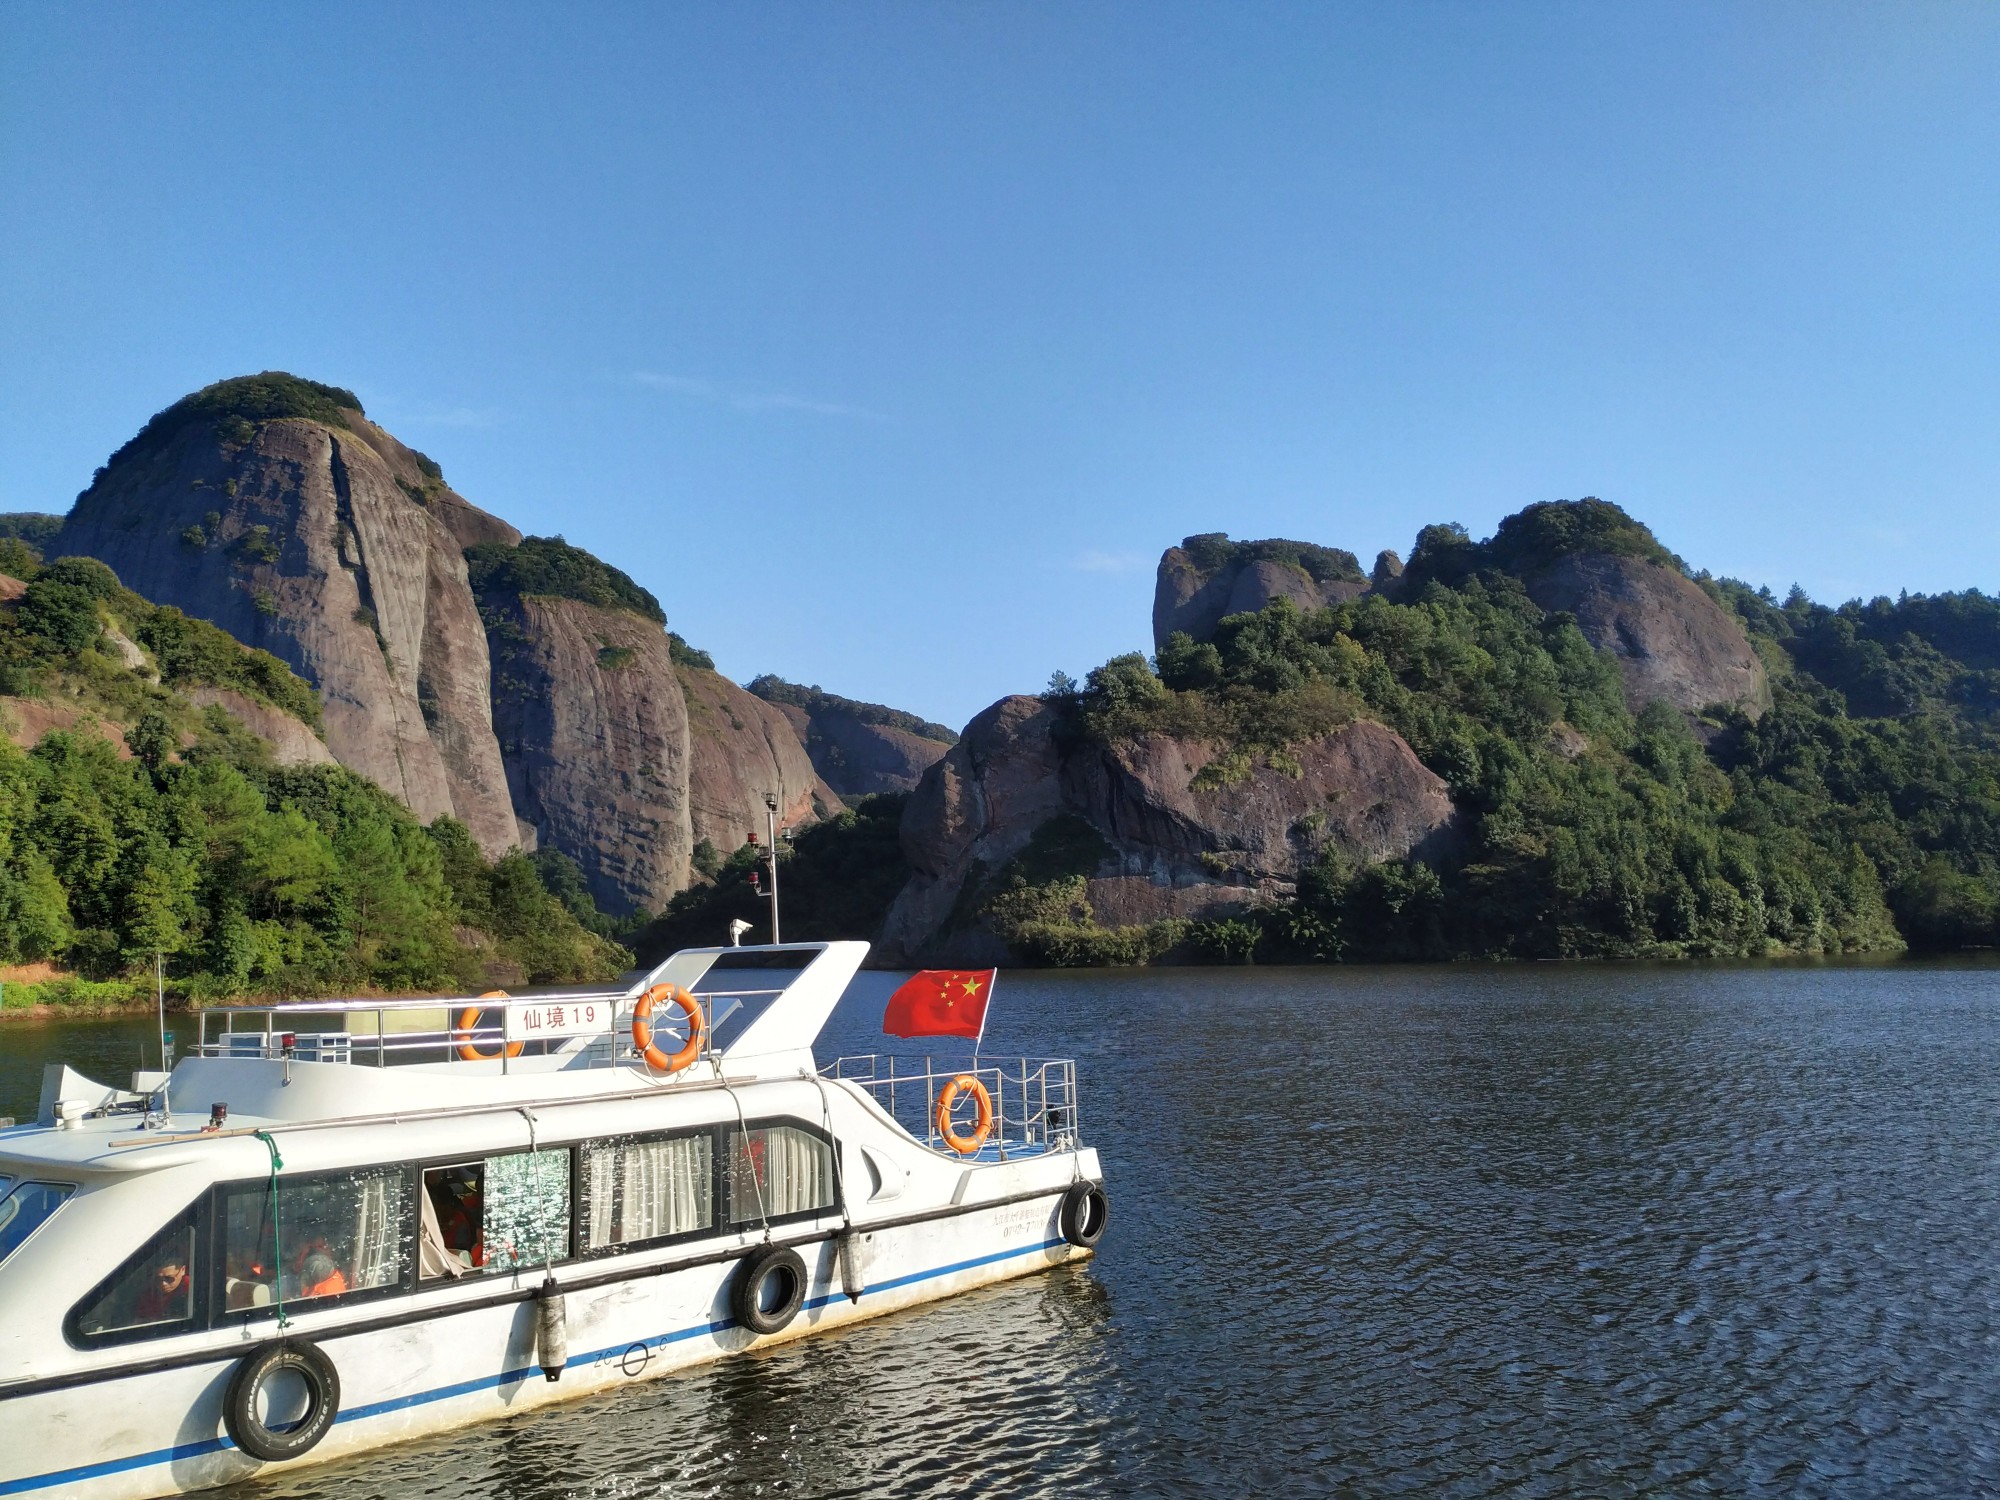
[190,989,782,1073]
[823,1055,1081,1156]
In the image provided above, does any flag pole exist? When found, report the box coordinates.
[972,969,994,1078]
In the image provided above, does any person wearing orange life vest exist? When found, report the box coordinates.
[301,1250,348,1298]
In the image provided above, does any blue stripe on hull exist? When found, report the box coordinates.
[0,1234,1069,1497]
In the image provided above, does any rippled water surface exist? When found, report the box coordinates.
[10,961,2000,1497]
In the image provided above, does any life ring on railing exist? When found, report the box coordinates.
[454,991,519,1062]
[632,983,703,1073]
[933,1074,994,1155]
[224,1338,341,1462]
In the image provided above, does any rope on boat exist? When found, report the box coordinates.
[718,1078,772,1241]
[253,1129,290,1332]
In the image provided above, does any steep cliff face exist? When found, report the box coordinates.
[54,381,520,852]
[679,666,836,853]
[1520,554,1771,719]
[1153,534,1370,652]
[483,594,692,914]
[881,696,1065,966]
[747,677,955,797]
[881,697,1456,963]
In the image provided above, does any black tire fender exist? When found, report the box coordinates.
[731,1244,808,1336]
[1059,1181,1109,1249]
[224,1339,341,1463]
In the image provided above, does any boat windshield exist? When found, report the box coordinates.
[0,1180,74,1265]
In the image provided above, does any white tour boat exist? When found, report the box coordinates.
[0,942,1108,1499]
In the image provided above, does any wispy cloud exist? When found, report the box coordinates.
[1071,550,1153,575]
[634,371,886,422]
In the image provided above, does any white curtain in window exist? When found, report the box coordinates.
[588,1137,711,1249]
[747,1127,831,1219]
[351,1172,400,1289]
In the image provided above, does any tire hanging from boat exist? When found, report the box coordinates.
[224,1339,341,1463]
[933,1074,993,1155]
[632,984,704,1073]
[454,990,521,1062]
[1059,1181,1109,1249]
[731,1244,808,1336]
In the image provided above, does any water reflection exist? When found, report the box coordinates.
[211,1266,1121,1500]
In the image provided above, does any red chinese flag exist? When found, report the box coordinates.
[882,969,995,1040]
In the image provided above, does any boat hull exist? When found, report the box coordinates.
[0,1185,1091,1500]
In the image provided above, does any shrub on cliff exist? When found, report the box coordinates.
[466,535,666,624]
[101,372,363,475]
[747,675,957,743]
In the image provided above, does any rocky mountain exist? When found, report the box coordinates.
[1153,534,1370,653]
[48,373,836,916]
[880,695,1455,964]
[680,665,835,850]
[1162,506,1768,722]
[55,376,521,853]
[747,676,955,797]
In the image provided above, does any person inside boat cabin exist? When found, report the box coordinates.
[301,1249,348,1298]
[134,1253,190,1324]
[422,1164,485,1274]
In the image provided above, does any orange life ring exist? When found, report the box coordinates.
[455,991,520,1062]
[633,983,703,1073]
[934,1075,994,1155]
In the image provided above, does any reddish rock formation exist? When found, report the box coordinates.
[186,688,336,767]
[486,596,693,914]
[679,666,837,855]
[881,697,1457,964]
[54,402,520,853]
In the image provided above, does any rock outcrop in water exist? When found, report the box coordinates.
[881,695,1455,964]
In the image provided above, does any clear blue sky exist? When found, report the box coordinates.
[4,4,1998,730]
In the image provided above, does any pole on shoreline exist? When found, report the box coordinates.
[762,792,782,944]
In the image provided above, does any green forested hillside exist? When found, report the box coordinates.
[0,546,627,1007]
[1029,506,2000,963]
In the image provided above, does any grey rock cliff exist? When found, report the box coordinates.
[1522,554,1771,718]
[1153,535,1369,652]
[55,409,521,852]
[766,700,952,797]
[486,595,693,914]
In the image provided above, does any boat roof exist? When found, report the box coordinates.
[1,941,869,1172]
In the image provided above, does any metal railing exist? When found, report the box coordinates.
[195,992,628,1072]
[823,1054,1081,1157]
[193,985,793,1073]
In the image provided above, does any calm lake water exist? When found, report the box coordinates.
[6,961,2000,1497]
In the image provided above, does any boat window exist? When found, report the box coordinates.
[726,1124,834,1225]
[580,1133,713,1251]
[219,1167,409,1314]
[73,1211,200,1341]
[421,1150,570,1278]
[0,1181,73,1265]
